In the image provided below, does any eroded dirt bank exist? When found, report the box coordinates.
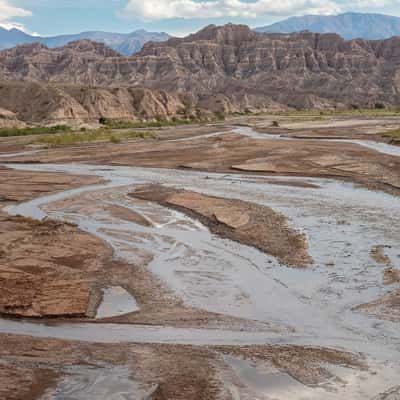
[0,166,107,318]
[0,215,107,318]
[0,333,372,400]
[1,115,400,399]
[0,165,103,204]
[0,167,270,330]
[131,185,311,267]
[2,120,400,197]
[1,163,399,398]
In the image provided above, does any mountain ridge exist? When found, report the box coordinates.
[0,27,170,55]
[0,23,400,124]
[256,12,400,40]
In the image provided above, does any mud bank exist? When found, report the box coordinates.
[2,123,400,198]
[1,333,378,400]
[1,163,400,399]
[3,164,399,336]
[131,185,312,267]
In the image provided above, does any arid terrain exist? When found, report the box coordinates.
[1,24,400,124]
[0,112,399,399]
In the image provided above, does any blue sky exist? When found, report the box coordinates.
[1,0,400,36]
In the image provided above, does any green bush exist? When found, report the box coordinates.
[99,118,192,129]
[109,135,121,144]
[34,129,155,147]
[0,125,70,137]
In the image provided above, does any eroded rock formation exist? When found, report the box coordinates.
[0,24,400,122]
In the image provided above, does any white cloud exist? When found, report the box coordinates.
[0,0,32,32]
[0,0,31,21]
[350,0,399,8]
[125,0,342,21]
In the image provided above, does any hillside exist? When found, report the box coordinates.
[256,12,400,40]
[0,24,400,123]
[0,27,170,55]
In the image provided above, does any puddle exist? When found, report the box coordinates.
[0,149,44,158]
[223,355,400,400]
[4,164,400,350]
[96,286,139,319]
[45,364,155,400]
[224,355,305,395]
[166,131,226,142]
[3,163,400,397]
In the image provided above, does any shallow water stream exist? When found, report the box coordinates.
[233,126,400,157]
[2,163,400,399]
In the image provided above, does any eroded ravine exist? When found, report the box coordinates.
[2,163,400,399]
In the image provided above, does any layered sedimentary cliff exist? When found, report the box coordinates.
[0,24,399,123]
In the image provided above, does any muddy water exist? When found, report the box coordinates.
[224,355,306,395]
[0,149,44,158]
[233,126,400,157]
[2,163,400,398]
[43,364,156,400]
[96,286,139,319]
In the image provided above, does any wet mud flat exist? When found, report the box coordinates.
[0,207,264,330]
[131,185,312,267]
[1,115,400,399]
[0,165,103,204]
[0,163,399,400]
[0,333,382,400]
[0,167,109,319]
[0,165,274,330]
[4,163,400,329]
[2,121,400,198]
[0,214,111,318]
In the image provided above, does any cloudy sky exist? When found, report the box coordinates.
[2,0,400,36]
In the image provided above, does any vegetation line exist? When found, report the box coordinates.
[0,125,70,137]
[34,129,155,147]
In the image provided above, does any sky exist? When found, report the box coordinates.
[1,0,400,37]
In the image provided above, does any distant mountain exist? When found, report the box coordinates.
[1,23,400,124]
[0,28,170,55]
[255,12,400,40]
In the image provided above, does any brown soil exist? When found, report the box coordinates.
[0,215,110,318]
[2,120,399,197]
[383,268,400,285]
[0,165,103,204]
[353,290,400,322]
[0,167,107,318]
[106,204,152,226]
[0,167,272,329]
[0,212,272,329]
[131,185,312,267]
[213,344,365,386]
[371,245,400,285]
[371,245,393,266]
[0,334,366,400]
[1,116,399,398]
[0,364,58,400]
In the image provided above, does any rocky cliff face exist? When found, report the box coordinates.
[0,82,185,123]
[0,24,400,123]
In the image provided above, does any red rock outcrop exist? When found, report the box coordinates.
[0,24,400,122]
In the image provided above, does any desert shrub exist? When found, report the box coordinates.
[0,125,70,137]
